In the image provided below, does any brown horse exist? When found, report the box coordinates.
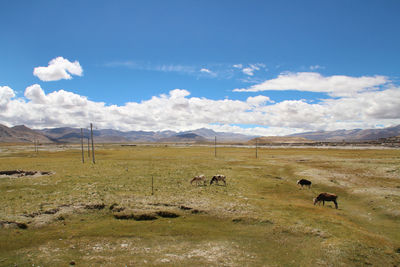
[190,175,207,186]
[210,174,226,186]
[313,193,338,209]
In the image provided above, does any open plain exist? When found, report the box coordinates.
[0,144,399,266]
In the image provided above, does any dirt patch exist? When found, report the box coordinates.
[232,217,274,225]
[179,205,193,211]
[0,170,53,178]
[85,204,105,210]
[156,211,180,218]
[113,209,181,220]
[109,203,118,210]
[109,203,125,212]
[114,210,158,221]
[191,209,206,214]
[43,208,60,215]
[22,208,60,218]
[149,203,175,207]
[0,220,28,229]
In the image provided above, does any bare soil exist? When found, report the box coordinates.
[0,170,53,178]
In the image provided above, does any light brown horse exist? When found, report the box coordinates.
[313,193,338,209]
[190,175,207,186]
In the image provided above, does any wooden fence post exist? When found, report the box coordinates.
[87,136,90,158]
[256,138,258,159]
[81,128,85,163]
[151,175,154,195]
[91,123,95,164]
[214,136,217,158]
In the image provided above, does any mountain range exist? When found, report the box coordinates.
[0,124,255,143]
[0,124,53,143]
[0,124,399,143]
[289,125,400,141]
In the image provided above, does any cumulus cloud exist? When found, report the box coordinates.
[33,57,83,81]
[25,84,47,104]
[234,72,389,97]
[246,95,274,106]
[0,86,15,110]
[0,84,399,136]
[236,63,266,76]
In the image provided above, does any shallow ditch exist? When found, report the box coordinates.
[0,170,53,178]
[1,202,198,229]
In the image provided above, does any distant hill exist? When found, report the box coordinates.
[289,125,400,141]
[248,136,314,144]
[159,133,207,143]
[2,124,398,144]
[39,127,131,143]
[0,124,53,143]
[37,127,254,143]
[0,125,255,143]
[182,128,255,142]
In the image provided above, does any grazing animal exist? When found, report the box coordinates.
[297,179,312,188]
[313,193,338,209]
[190,175,207,186]
[210,174,226,186]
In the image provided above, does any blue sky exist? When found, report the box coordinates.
[1,0,400,135]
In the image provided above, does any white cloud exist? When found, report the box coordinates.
[246,95,274,106]
[104,61,196,74]
[155,64,196,73]
[33,57,83,81]
[200,68,211,73]
[234,72,389,97]
[242,67,256,76]
[236,63,266,76]
[310,65,324,70]
[0,86,15,111]
[0,84,399,136]
[25,84,47,104]
[199,68,217,77]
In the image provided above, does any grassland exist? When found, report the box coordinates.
[0,144,399,266]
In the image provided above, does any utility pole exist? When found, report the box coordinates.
[151,175,154,195]
[87,136,90,158]
[214,136,217,158]
[81,128,85,163]
[90,123,95,164]
[256,138,258,159]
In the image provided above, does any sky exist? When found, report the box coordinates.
[1,0,400,136]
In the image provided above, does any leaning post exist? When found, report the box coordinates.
[256,138,258,159]
[90,123,95,164]
[214,136,217,158]
[151,175,154,195]
[87,136,90,158]
[81,128,85,163]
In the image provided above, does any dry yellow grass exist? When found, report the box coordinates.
[0,143,399,266]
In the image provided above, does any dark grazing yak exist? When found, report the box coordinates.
[313,193,338,209]
[210,174,226,186]
[297,179,312,188]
